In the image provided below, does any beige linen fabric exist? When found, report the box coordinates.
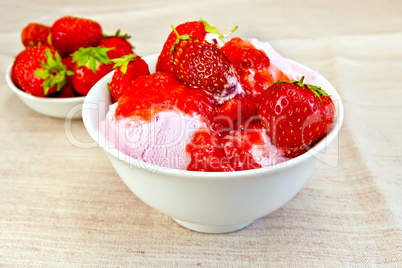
[0,0,401,266]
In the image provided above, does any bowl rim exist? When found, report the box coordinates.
[83,53,344,179]
[6,63,86,104]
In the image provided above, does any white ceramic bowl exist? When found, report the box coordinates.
[83,54,344,233]
[6,64,85,119]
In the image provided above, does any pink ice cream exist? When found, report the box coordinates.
[249,38,317,82]
[99,103,207,170]
[99,104,289,171]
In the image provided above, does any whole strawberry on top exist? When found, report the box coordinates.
[258,77,335,157]
[70,46,113,95]
[11,45,73,97]
[51,16,103,56]
[21,23,51,47]
[109,54,150,102]
[156,19,223,73]
[171,26,238,98]
[99,30,134,60]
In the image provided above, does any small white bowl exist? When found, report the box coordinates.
[6,64,85,119]
[83,54,344,233]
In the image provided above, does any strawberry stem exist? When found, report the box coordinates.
[34,48,72,94]
[222,25,239,38]
[71,47,112,73]
[111,53,139,74]
[200,19,238,40]
[172,25,180,39]
[273,76,330,101]
[103,29,131,40]
[170,25,191,54]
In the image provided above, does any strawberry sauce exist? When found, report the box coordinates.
[115,72,264,172]
[115,72,215,121]
[222,37,292,99]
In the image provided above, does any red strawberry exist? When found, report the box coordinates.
[21,23,51,47]
[156,20,223,73]
[171,31,238,97]
[258,77,336,157]
[70,47,113,96]
[109,54,150,102]
[51,16,103,56]
[50,82,77,98]
[62,55,74,71]
[99,30,134,60]
[11,45,73,97]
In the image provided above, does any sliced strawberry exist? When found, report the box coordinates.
[221,125,264,171]
[186,131,234,172]
[51,16,103,56]
[21,23,51,47]
[214,94,258,128]
[99,30,134,60]
[222,37,270,71]
[222,37,270,96]
[11,46,73,97]
[70,46,113,95]
[258,77,336,157]
[186,121,265,172]
[109,54,150,102]
[222,37,295,100]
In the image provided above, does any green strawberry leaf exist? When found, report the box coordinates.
[103,29,131,40]
[200,19,222,38]
[71,47,112,73]
[111,54,138,74]
[46,49,56,67]
[201,19,238,41]
[170,25,192,54]
[34,48,71,95]
[89,56,96,72]
[78,54,89,67]
[273,76,330,101]
[34,68,50,80]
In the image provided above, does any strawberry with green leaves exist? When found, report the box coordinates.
[109,54,150,102]
[21,23,51,47]
[11,45,73,97]
[171,27,238,97]
[156,20,223,73]
[51,16,103,56]
[70,47,113,95]
[99,30,134,60]
[258,77,335,157]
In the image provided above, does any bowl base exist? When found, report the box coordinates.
[172,218,254,234]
